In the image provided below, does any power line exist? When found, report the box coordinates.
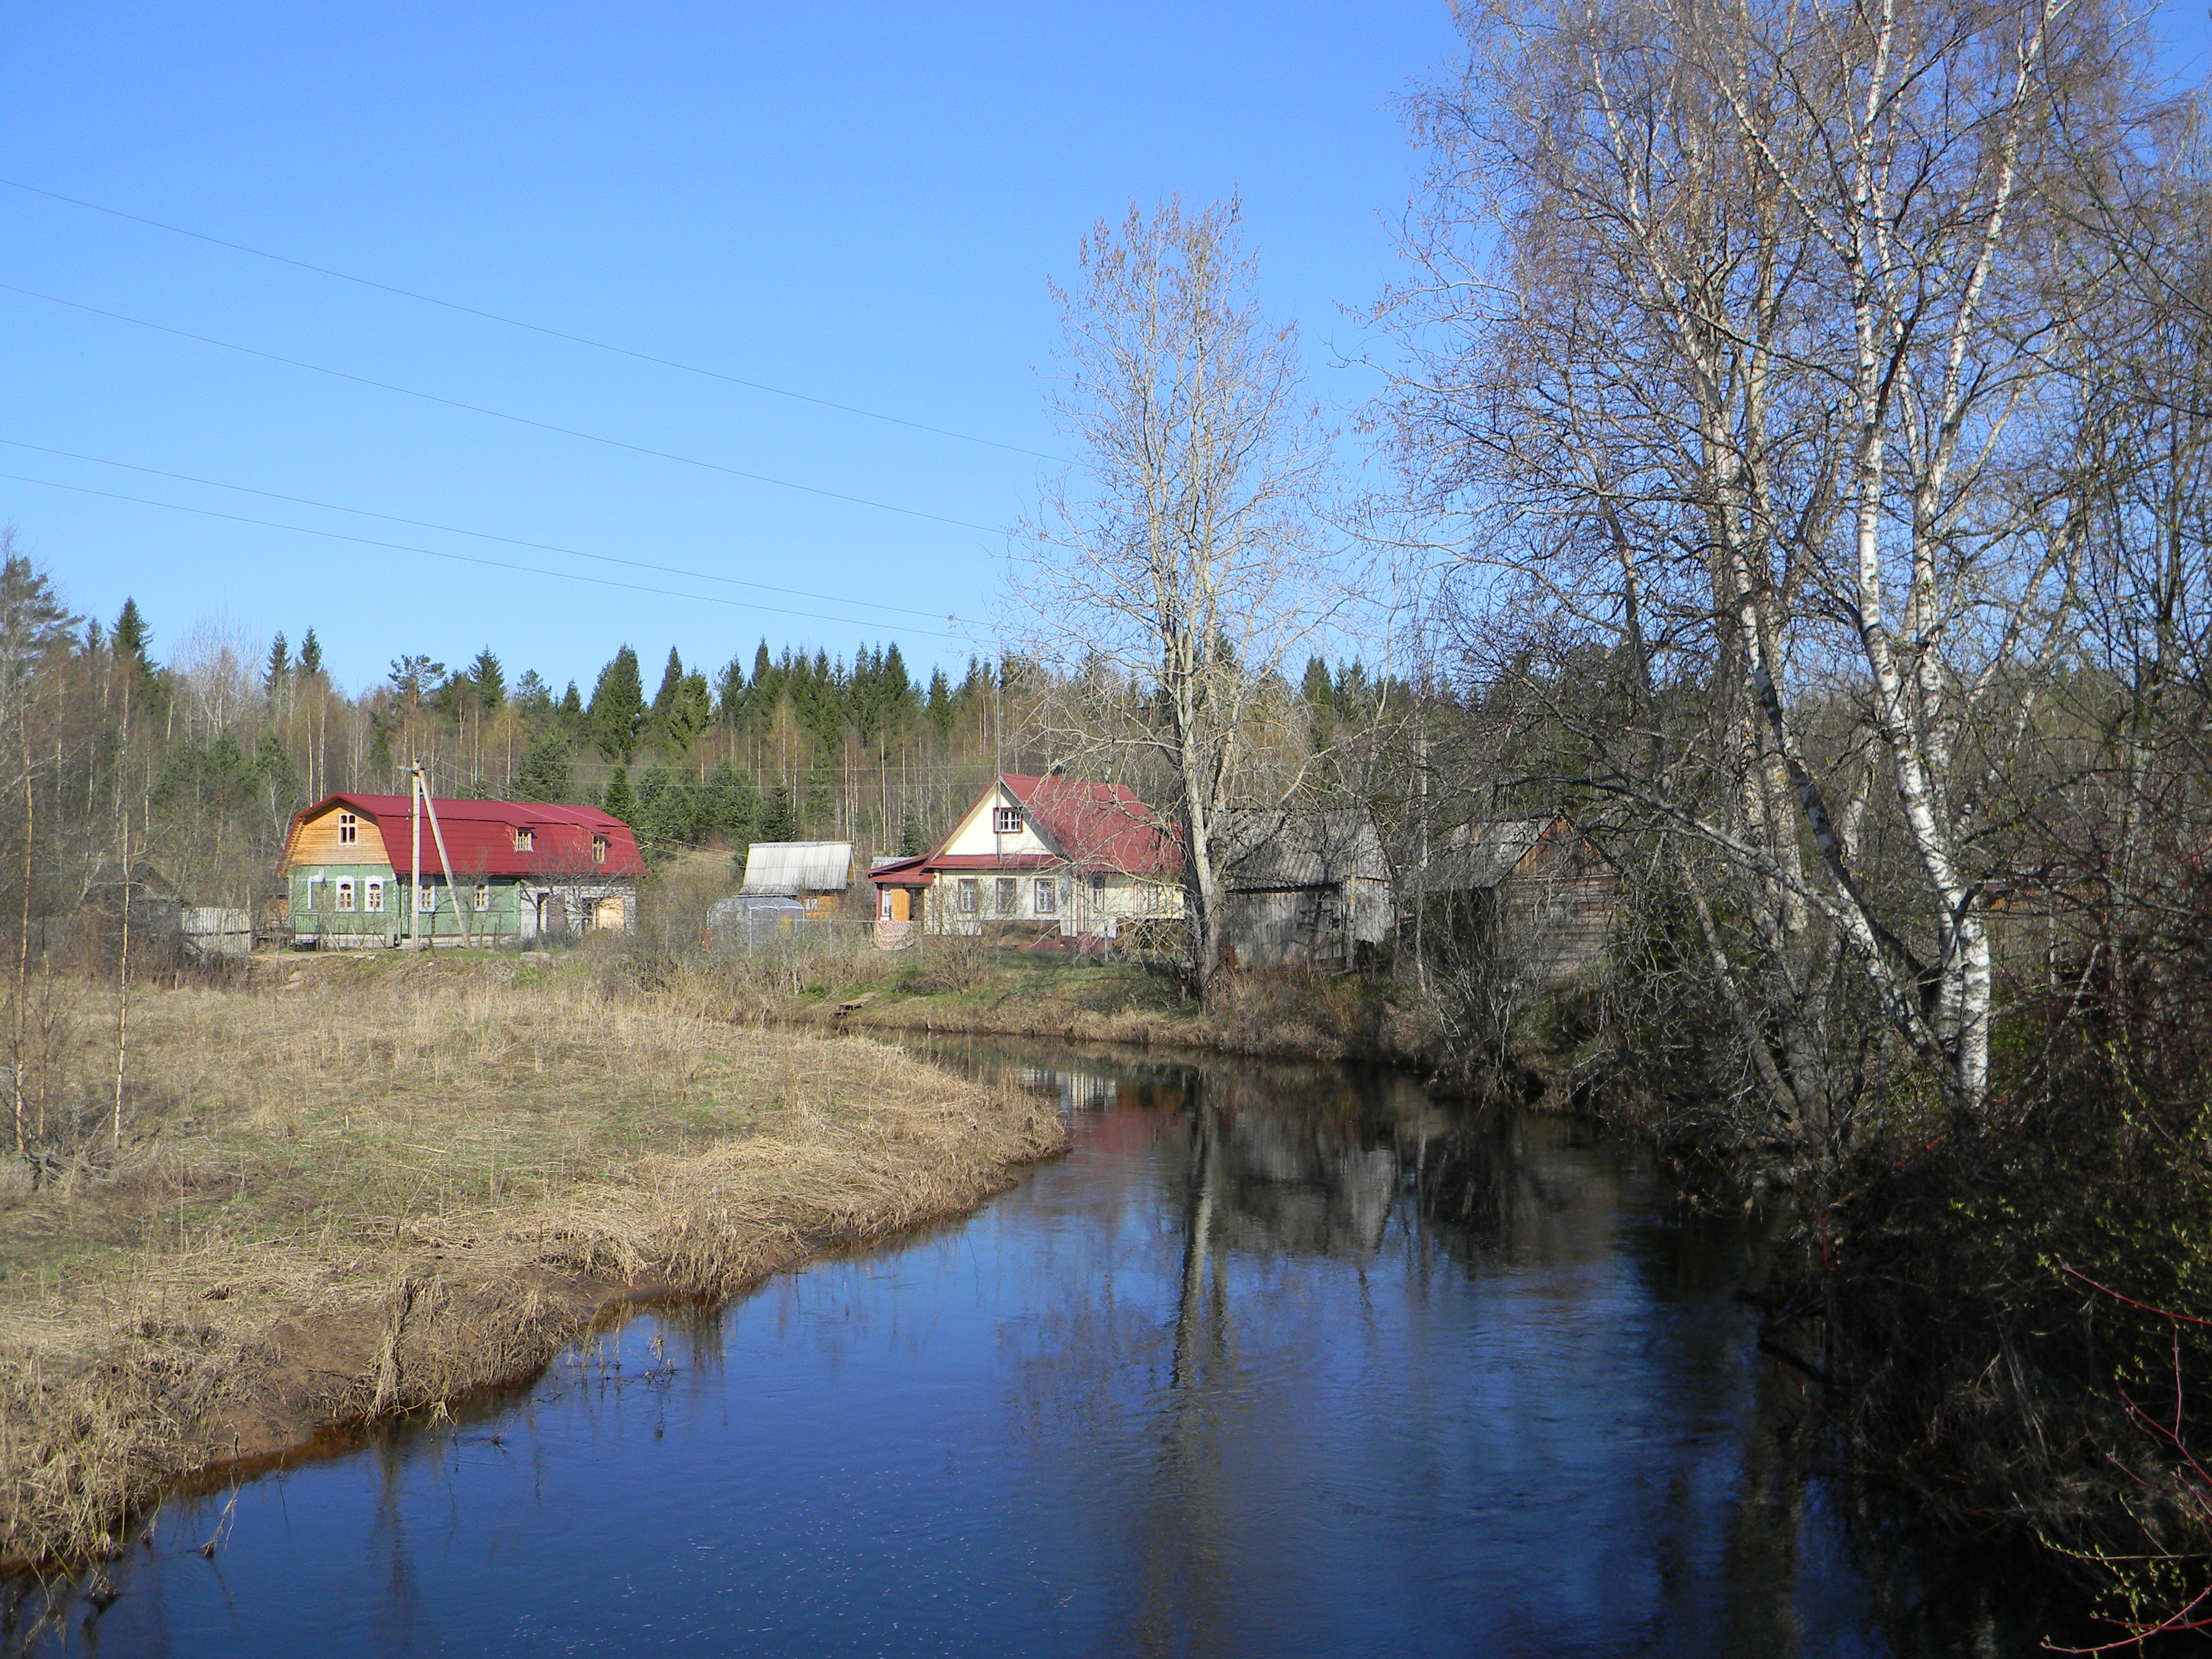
[0,469,974,643]
[0,176,1068,465]
[0,437,958,625]
[0,283,1010,536]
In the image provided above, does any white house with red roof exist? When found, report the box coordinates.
[868,773,1183,943]
[276,792,646,947]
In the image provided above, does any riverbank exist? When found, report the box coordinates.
[778,946,1439,1068]
[0,953,1065,1571]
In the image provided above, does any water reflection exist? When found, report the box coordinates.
[12,1041,2072,1657]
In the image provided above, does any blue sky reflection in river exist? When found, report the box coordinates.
[28,1045,2046,1656]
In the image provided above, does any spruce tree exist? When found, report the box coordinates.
[601,768,636,824]
[587,646,645,763]
[468,646,505,710]
[112,598,152,669]
[513,732,574,802]
[298,628,324,677]
[759,784,796,842]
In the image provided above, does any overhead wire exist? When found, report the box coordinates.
[0,281,1011,535]
[0,175,1067,465]
[0,436,958,625]
[0,469,974,642]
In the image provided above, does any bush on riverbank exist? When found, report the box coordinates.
[0,953,1065,1571]
[1817,941,2212,1642]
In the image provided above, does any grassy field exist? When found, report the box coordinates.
[0,949,1064,1570]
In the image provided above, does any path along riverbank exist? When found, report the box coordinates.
[0,952,1065,1571]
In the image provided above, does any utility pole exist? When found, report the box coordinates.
[408,761,422,949]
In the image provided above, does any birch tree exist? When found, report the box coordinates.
[1015,199,1338,1005]
[1385,0,2141,1130]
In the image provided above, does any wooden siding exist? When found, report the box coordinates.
[285,804,395,874]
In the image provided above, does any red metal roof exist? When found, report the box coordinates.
[927,852,1059,872]
[996,774,1183,877]
[281,792,648,879]
[867,856,933,887]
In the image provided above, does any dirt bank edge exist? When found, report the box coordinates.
[2,1058,1066,1575]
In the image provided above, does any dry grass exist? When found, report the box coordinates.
[0,952,1065,1569]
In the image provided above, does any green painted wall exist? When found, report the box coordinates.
[291,866,529,942]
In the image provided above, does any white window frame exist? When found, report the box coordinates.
[879,888,894,921]
[957,878,978,915]
[514,827,534,852]
[337,879,356,912]
[994,806,1021,834]
[417,883,437,914]
[474,884,491,912]
[591,836,607,865]
[995,877,1019,916]
[338,811,358,846]
[364,879,384,914]
[1034,877,1056,916]
[305,877,324,912]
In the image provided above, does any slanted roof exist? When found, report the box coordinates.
[867,855,932,888]
[1408,815,1606,894]
[740,841,855,896]
[990,774,1182,877]
[279,793,646,879]
[1220,807,1391,892]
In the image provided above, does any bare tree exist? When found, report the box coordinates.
[1014,199,1342,1004]
[1383,0,2143,1133]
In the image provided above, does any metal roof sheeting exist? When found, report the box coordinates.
[279,792,647,879]
[740,841,855,895]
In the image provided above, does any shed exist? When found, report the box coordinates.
[1218,807,1394,970]
[739,842,855,915]
[1406,815,1616,984]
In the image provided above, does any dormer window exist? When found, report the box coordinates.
[514,827,534,852]
[338,811,357,845]
[592,835,608,865]
[994,807,1021,834]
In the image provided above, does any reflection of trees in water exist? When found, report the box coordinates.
[920,1039,2054,1652]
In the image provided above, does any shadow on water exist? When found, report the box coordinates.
[9,1037,2085,1657]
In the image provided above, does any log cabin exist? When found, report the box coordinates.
[277,792,645,947]
[868,773,1183,946]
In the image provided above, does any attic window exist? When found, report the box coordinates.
[338,811,357,846]
[592,835,608,865]
[994,807,1021,834]
[514,827,534,852]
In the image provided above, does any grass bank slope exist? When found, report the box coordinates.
[0,953,1064,1569]
[778,946,1430,1066]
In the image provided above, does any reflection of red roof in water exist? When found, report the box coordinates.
[953,774,1183,877]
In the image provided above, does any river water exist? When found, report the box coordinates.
[12,1041,2069,1657]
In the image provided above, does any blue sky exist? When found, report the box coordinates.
[4,4,2206,697]
[0,3,1460,695]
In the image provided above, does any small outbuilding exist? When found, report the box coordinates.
[1218,807,1394,971]
[1406,814,1616,984]
[739,841,856,915]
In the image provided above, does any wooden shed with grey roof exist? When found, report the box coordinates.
[738,841,855,915]
[1218,807,1394,971]
[1404,814,1616,984]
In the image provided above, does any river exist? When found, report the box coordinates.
[9,1040,2073,1656]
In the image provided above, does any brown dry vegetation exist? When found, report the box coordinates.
[777,942,1430,1066]
[0,952,1065,1570]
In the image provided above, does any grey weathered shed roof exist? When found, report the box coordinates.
[1220,808,1391,892]
[739,841,855,896]
[1406,815,1604,895]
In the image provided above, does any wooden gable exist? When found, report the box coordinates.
[280,800,394,874]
